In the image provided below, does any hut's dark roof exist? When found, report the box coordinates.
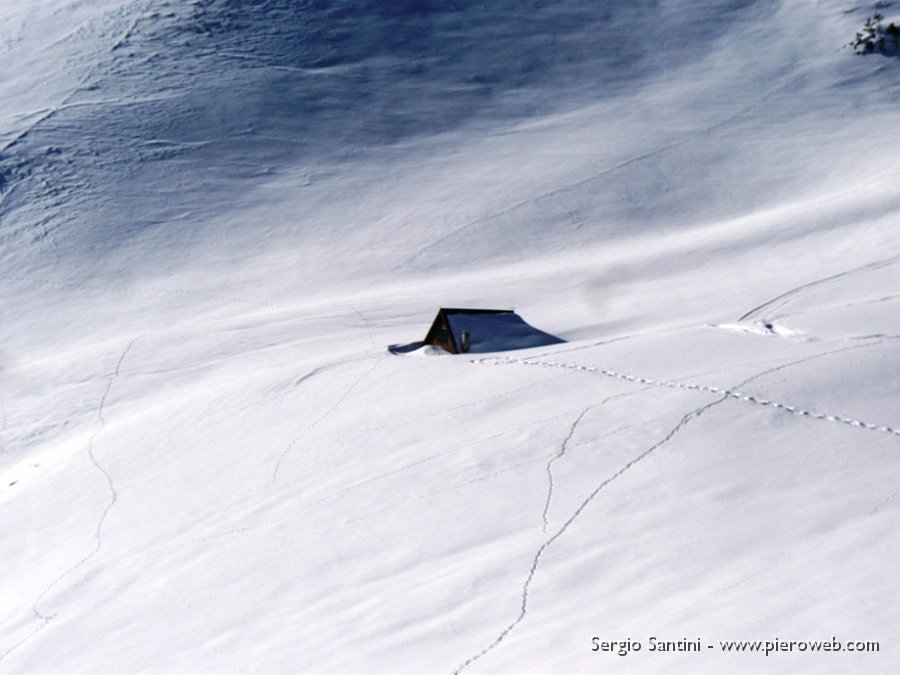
[432,308,563,353]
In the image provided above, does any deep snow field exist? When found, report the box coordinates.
[2,1,900,673]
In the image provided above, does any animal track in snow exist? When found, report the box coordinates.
[270,357,384,483]
[541,407,591,533]
[452,397,725,675]
[473,357,900,438]
[454,348,874,673]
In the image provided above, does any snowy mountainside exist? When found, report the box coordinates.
[2,0,900,673]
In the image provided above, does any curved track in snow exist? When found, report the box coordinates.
[0,337,138,665]
[455,344,899,671]
[474,351,900,439]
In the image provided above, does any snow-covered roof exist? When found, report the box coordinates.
[439,308,564,353]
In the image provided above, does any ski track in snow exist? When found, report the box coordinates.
[452,397,725,675]
[738,253,900,323]
[542,408,591,533]
[473,350,900,439]
[453,345,891,673]
[454,378,762,672]
[539,384,656,534]
[0,337,138,665]
[777,292,900,323]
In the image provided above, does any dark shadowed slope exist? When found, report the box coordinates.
[0,0,772,273]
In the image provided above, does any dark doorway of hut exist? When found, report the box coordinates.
[389,308,564,355]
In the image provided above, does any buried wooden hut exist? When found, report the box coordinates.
[422,308,563,354]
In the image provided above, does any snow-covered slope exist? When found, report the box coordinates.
[2,1,899,672]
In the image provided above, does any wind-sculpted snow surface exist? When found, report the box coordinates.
[0,0,793,275]
[2,0,900,673]
[0,2,722,249]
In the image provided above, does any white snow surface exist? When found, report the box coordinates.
[2,1,900,673]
